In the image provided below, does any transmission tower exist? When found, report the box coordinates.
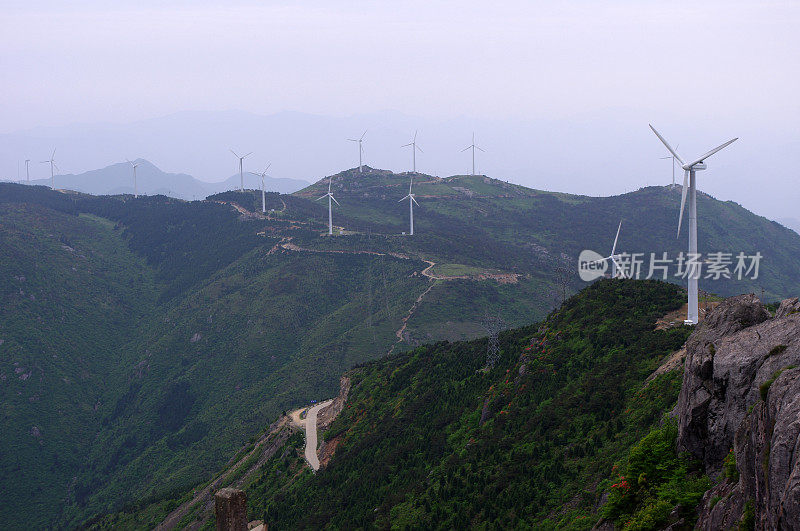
[483,313,504,369]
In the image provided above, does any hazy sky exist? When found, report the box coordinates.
[3,0,798,128]
[2,1,799,217]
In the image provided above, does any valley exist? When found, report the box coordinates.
[1,167,800,529]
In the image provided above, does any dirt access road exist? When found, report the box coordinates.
[289,399,334,471]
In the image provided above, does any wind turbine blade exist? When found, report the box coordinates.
[683,138,738,168]
[51,148,56,159]
[411,196,419,206]
[360,129,367,140]
[265,163,271,170]
[677,170,688,237]
[243,152,253,158]
[476,146,485,152]
[317,195,327,201]
[248,171,260,176]
[348,139,358,142]
[230,149,240,157]
[331,195,340,206]
[413,130,417,141]
[611,257,624,278]
[648,124,685,165]
[401,143,413,148]
[399,195,410,202]
[610,220,622,256]
[461,146,471,152]
[416,145,423,153]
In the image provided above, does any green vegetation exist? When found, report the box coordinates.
[430,263,490,277]
[239,280,691,528]
[739,500,755,530]
[759,365,796,400]
[3,165,800,528]
[601,421,710,530]
[724,448,740,482]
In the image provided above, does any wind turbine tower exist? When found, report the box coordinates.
[348,130,367,172]
[230,149,252,191]
[399,176,419,235]
[41,149,57,189]
[649,125,737,324]
[316,176,340,235]
[660,143,680,188]
[127,159,141,198]
[461,133,484,175]
[401,130,423,173]
[25,159,30,182]
[249,163,271,213]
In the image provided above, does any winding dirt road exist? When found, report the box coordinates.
[289,399,334,471]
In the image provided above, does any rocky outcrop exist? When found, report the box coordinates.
[317,376,350,430]
[676,295,800,529]
[676,294,790,471]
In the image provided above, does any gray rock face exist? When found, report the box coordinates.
[776,296,800,319]
[677,295,800,529]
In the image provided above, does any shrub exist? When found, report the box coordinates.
[759,366,796,400]
[768,344,787,357]
[723,449,739,482]
[623,499,672,531]
[738,500,755,530]
[602,419,710,528]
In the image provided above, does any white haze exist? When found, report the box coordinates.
[1,1,798,219]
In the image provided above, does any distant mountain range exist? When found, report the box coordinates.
[19,159,309,199]
[2,109,798,221]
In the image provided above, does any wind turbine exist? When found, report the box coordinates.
[25,159,30,183]
[592,220,626,278]
[649,124,738,324]
[659,143,680,188]
[40,149,57,189]
[230,149,252,191]
[461,132,484,175]
[401,130,423,173]
[399,176,419,235]
[348,130,367,173]
[127,159,141,198]
[316,176,340,235]
[249,163,271,214]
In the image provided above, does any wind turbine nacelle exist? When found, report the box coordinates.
[690,162,708,171]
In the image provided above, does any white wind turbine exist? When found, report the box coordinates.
[348,130,367,172]
[401,130,423,173]
[461,132,484,175]
[659,143,680,189]
[25,159,30,183]
[399,176,420,235]
[316,176,340,235]
[127,159,141,198]
[40,149,57,189]
[249,163,271,214]
[649,124,738,324]
[230,149,252,191]
[592,220,626,278]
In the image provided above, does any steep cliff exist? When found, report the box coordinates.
[676,295,800,529]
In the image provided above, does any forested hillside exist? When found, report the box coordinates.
[1,168,798,528]
[237,280,696,529]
